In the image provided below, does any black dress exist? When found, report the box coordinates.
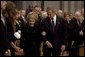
[20,22,42,56]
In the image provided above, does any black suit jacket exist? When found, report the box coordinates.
[64,19,75,41]
[0,17,10,54]
[71,18,84,45]
[42,15,66,48]
[20,21,42,49]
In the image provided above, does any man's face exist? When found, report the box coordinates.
[21,10,26,16]
[57,10,63,17]
[47,10,53,18]
[41,11,47,19]
[1,1,7,10]
[58,12,63,16]
[75,12,82,20]
[35,7,41,14]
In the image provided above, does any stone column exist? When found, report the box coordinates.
[14,1,23,10]
[22,1,33,10]
[81,1,84,9]
[32,1,41,7]
[63,1,69,12]
[70,1,75,14]
[44,1,60,11]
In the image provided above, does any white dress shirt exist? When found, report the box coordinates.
[1,12,6,26]
[21,16,27,24]
[52,15,56,26]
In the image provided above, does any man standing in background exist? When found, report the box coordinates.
[0,1,11,56]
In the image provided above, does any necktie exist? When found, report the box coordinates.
[77,20,81,26]
[79,20,81,25]
[51,18,55,32]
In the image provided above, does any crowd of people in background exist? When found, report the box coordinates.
[0,1,84,56]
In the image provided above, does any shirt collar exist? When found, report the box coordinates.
[53,15,56,20]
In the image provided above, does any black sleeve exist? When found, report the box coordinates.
[6,18,16,42]
[60,18,68,45]
[40,19,48,42]
[20,22,28,48]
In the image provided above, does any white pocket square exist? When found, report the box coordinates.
[14,32,21,39]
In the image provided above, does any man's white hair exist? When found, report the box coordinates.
[57,10,63,13]
[75,11,81,16]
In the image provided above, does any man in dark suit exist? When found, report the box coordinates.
[69,11,84,56]
[41,7,66,56]
[0,1,11,56]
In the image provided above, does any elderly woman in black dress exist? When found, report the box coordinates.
[20,12,42,56]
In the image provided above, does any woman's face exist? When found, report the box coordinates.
[28,16,36,27]
[47,10,52,18]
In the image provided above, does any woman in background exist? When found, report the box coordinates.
[5,1,22,56]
